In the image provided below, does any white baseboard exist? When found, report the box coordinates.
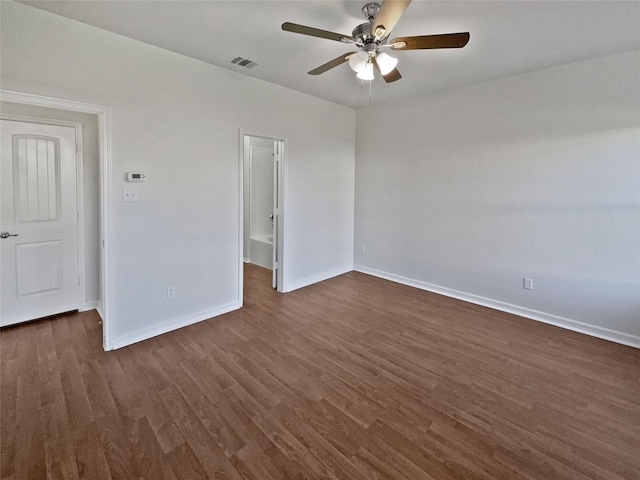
[285,265,354,293]
[79,300,100,312]
[95,302,105,322]
[354,265,640,350]
[111,301,242,350]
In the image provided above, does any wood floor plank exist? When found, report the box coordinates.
[157,384,243,480]
[1,263,639,479]
[52,319,95,430]
[0,326,20,480]
[127,416,169,480]
[163,358,247,458]
[93,415,138,480]
[12,370,42,480]
[270,401,370,480]
[229,443,275,480]
[166,443,209,480]
[44,431,80,480]
[71,422,113,480]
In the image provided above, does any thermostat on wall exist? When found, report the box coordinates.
[127,172,145,182]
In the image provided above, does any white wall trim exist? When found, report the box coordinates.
[95,301,105,322]
[284,264,354,293]
[79,300,100,312]
[354,265,640,350]
[1,90,114,350]
[110,301,242,350]
[237,131,245,306]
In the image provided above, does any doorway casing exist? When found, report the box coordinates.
[1,90,114,350]
[238,129,286,298]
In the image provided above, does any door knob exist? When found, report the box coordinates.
[0,231,19,239]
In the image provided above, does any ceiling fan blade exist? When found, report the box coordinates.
[282,22,354,43]
[371,0,412,41]
[390,32,470,50]
[372,57,402,83]
[308,52,357,75]
[382,67,402,83]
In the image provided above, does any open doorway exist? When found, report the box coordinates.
[2,90,113,350]
[240,132,285,292]
[1,103,100,327]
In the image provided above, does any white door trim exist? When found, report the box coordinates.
[1,114,87,313]
[1,90,114,350]
[238,129,287,301]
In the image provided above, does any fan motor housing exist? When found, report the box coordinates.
[353,23,388,47]
[352,22,373,44]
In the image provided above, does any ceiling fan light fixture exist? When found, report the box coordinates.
[376,52,398,75]
[356,61,375,80]
[282,1,471,86]
[348,51,369,73]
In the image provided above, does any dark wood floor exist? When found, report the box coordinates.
[2,264,640,480]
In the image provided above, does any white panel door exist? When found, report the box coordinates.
[1,120,79,326]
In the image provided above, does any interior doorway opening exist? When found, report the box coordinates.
[1,103,102,329]
[241,132,285,292]
[1,90,113,350]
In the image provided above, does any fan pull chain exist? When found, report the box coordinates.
[359,80,373,103]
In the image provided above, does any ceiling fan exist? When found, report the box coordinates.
[282,0,469,83]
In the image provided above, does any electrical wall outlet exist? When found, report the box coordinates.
[360,245,366,254]
[122,187,139,202]
[167,286,175,298]
[523,278,534,290]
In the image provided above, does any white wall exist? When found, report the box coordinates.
[0,101,101,309]
[355,51,640,346]
[1,1,355,348]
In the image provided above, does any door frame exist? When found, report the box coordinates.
[1,90,114,350]
[238,129,287,298]
[1,114,87,313]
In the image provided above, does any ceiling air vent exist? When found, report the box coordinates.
[230,56,258,69]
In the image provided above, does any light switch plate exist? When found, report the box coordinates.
[122,187,139,202]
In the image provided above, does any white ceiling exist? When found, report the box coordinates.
[19,0,640,108]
